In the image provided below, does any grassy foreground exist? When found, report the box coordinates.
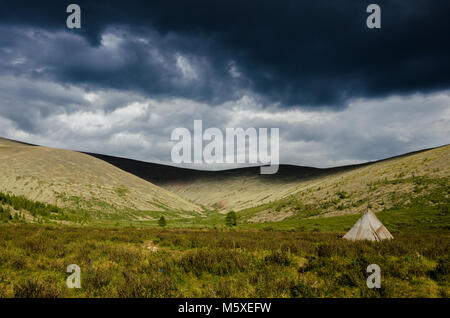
[0,224,448,298]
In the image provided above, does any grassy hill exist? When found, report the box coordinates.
[0,137,448,229]
[86,153,368,212]
[235,145,449,225]
[0,138,203,224]
[88,145,449,226]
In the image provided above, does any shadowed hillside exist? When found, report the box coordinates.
[85,146,446,212]
[85,153,356,211]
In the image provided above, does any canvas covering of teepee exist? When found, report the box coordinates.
[343,208,393,241]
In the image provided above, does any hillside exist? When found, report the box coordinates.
[238,145,449,224]
[86,153,366,212]
[0,138,203,222]
[86,146,449,217]
[1,136,448,227]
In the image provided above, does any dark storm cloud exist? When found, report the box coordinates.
[0,25,246,104]
[0,0,450,107]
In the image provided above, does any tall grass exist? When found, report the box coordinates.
[0,224,448,298]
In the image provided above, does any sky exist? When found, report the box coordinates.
[0,0,449,169]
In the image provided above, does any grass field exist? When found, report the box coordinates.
[0,224,448,298]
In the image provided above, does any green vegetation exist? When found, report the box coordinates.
[231,175,449,229]
[0,225,447,298]
[0,190,202,226]
[114,185,129,197]
[0,205,13,223]
[0,191,90,224]
[238,205,450,233]
[0,191,62,218]
[225,211,237,227]
[158,216,167,227]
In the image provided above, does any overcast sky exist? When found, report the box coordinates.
[0,0,449,169]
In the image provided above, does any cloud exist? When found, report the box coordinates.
[0,75,448,168]
[0,25,248,106]
[0,0,449,106]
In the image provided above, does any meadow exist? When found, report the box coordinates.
[0,224,448,298]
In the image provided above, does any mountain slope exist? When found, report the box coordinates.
[2,136,447,227]
[238,145,449,223]
[85,153,366,211]
[0,138,203,219]
[86,146,447,213]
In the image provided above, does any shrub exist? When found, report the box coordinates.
[118,270,176,297]
[0,206,12,223]
[225,211,237,227]
[13,277,63,298]
[264,250,293,266]
[158,216,167,227]
[429,258,449,282]
[180,248,250,275]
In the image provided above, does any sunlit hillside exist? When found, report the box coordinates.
[0,138,203,222]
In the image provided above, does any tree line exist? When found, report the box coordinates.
[0,191,61,218]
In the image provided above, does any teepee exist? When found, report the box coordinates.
[343,208,393,241]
